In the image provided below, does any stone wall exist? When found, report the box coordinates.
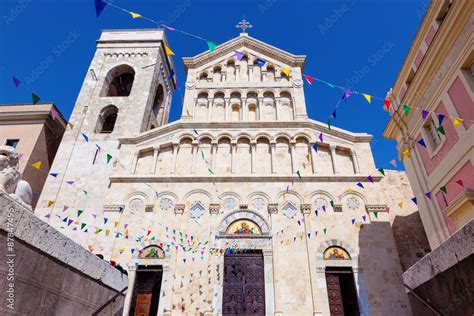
[0,192,127,315]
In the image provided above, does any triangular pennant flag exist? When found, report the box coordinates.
[374,211,378,218]
[281,67,290,77]
[63,205,69,212]
[312,143,318,152]
[50,107,59,120]
[383,99,391,111]
[319,132,324,143]
[106,154,112,164]
[165,45,175,56]
[314,210,318,216]
[331,109,336,119]
[377,168,385,176]
[437,114,445,125]
[440,186,447,194]
[65,181,74,185]
[161,24,176,31]
[32,93,40,105]
[82,133,89,142]
[47,200,55,207]
[168,69,175,80]
[62,217,68,223]
[398,202,403,209]
[455,179,464,187]
[351,219,355,224]
[12,76,21,87]
[411,197,417,205]
[453,118,463,128]
[303,75,313,85]
[256,58,266,67]
[425,192,432,200]
[422,110,430,121]
[390,159,397,168]
[67,219,73,226]
[323,228,327,234]
[128,11,142,19]
[330,200,334,208]
[234,51,244,61]
[207,41,217,52]
[341,89,353,101]
[296,170,302,179]
[104,218,108,224]
[81,223,86,230]
[327,119,331,130]
[94,0,107,17]
[50,172,58,177]
[436,125,445,135]
[346,188,355,193]
[77,210,83,217]
[356,182,364,188]
[83,190,88,196]
[367,175,374,183]
[417,138,427,148]
[68,122,74,129]
[362,215,366,222]
[31,161,42,169]
[363,94,371,103]
[403,104,411,116]
[403,148,411,158]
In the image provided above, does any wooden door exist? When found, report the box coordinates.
[223,252,265,315]
[134,293,152,316]
[326,273,345,316]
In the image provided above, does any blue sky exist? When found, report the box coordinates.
[0,0,427,169]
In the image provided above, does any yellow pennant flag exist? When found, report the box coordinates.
[68,122,74,129]
[453,117,463,128]
[281,67,290,77]
[306,153,311,163]
[403,148,411,158]
[398,202,403,209]
[114,221,119,227]
[31,161,42,169]
[88,245,93,252]
[47,200,55,207]
[165,45,175,56]
[129,11,142,19]
[105,229,110,236]
[346,188,355,193]
[363,94,371,103]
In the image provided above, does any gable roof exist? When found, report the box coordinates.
[182,33,306,71]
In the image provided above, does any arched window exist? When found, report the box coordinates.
[147,84,164,130]
[138,245,165,259]
[213,66,222,82]
[102,64,135,97]
[266,66,275,82]
[227,60,235,82]
[226,219,262,235]
[199,72,209,82]
[96,105,118,133]
[323,246,351,260]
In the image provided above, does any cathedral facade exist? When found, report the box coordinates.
[37,28,414,315]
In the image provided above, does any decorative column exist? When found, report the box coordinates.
[350,149,360,174]
[270,141,277,174]
[211,141,218,172]
[151,146,160,174]
[191,140,199,174]
[250,140,256,174]
[310,143,317,174]
[170,143,179,174]
[290,140,296,174]
[224,98,230,121]
[274,98,279,121]
[258,97,263,121]
[131,152,138,174]
[242,97,247,121]
[207,98,213,121]
[329,145,338,174]
[231,140,237,174]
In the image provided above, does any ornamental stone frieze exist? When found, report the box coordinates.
[209,203,221,214]
[103,204,125,213]
[365,204,388,212]
[174,203,185,214]
[300,203,312,214]
[267,203,278,214]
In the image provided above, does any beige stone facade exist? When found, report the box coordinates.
[36,29,418,315]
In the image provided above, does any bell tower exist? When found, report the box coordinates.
[37,29,175,221]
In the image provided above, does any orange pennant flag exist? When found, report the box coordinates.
[47,200,55,207]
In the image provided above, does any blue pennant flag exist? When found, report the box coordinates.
[312,143,318,152]
[168,69,175,80]
[417,138,427,148]
[82,133,89,142]
[438,114,445,125]
[94,0,107,17]
[331,109,336,119]
[256,58,266,67]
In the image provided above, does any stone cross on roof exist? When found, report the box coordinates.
[236,18,253,34]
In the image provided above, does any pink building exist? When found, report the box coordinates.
[384,1,473,314]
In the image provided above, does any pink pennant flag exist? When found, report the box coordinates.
[12,76,21,87]
[63,205,69,212]
[303,75,313,85]
[161,24,176,31]
[389,159,397,168]
[50,107,59,120]
[235,51,244,61]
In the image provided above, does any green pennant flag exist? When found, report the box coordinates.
[330,200,334,208]
[208,168,214,174]
[81,223,86,230]
[374,211,378,218]
[106,154,112,164]
[327,119,331,130]
[436,125,445,135]
[83,190,88,196]
[207,41,217,52]
[32,93,40,105]
[440,185,447,194]
[77,210,83,217]
[201,151,205,159]
[323,228,327,234]
[296,170,302,179]
[377,168,385,176]
[403,104,411,116]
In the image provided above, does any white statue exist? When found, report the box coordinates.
[0,145,32,206]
